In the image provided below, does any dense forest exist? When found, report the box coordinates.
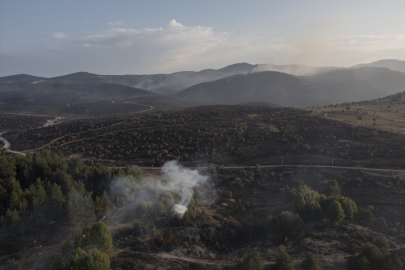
[0,151,142,255]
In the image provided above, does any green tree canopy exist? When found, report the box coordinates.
[237,251,264,270]
[302,252,318,270]
[275,250,294,270]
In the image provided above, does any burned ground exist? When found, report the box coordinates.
[5,105,405,169]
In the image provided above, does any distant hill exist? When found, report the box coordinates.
[0,82,195,116]
[351,59,405,73]
[303,67,405,104]
[175,71,325,107]
[251,64,341,76]
[0,74,46,83]
[43,63,258,95]
[175,67,405,107]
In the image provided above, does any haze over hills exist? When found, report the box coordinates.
[175,67,405,107]
[0,74,46,83]
[251,63,341,76]
[0,63,258,96]
[175,71,325,107]
[0,82,195,117]
[2,59,405,110]
[351,59,405,73]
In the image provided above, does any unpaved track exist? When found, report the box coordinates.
[0,101,154,154]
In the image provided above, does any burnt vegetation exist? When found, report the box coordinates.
[5,105,405,170]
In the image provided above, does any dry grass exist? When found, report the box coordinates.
[304,102,405,136]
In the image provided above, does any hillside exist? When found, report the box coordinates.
[252,63,341,76]
[175,71,324,107]
[0,82,194,117]
[303,67,405,104]
[351,59,405,73]
[175,67,405,107]
[44,63,257,95]
[0,74,46,83]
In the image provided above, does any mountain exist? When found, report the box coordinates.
[0,82,196,117]
[0,74,46,83]
[351,59,405,73]
[175,71,325,107]
[303,67,405,104]
[41,63,257,95]
[251,64,341,76]
[175,67,405,107]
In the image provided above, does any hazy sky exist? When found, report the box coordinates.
[1,0,405,77]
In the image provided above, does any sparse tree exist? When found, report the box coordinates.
[328,200,345,224]
[275,250,294,270]
[302,252,318,270]
[237,250,264,270]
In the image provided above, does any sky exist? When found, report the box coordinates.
[1,0,405,77]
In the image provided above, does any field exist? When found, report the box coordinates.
[307,101,405,136]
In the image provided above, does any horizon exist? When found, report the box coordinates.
[1,1,405,77]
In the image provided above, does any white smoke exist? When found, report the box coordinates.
[162,160,209,217]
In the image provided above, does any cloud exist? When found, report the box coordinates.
[3,19,405,77]
[107,21,124,26]
[46,32,68,39]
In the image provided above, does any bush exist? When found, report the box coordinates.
[302,252,318,270]
[75,222,113,254]
[328,200,345,224]
[286,185,322,221]
[86,222,113,254]
[267,215,280,235]
[372,236,389,252]
[275,250,293,270]
[69,248,110,270]
[350,241,403,270]
[327,180,341,196]
[236,250,264,270]
[279,211,304,239]
[355,207,375,225]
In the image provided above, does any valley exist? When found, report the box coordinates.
[1,59,405,270]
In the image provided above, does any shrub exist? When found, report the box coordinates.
[279,211,304,239]
[86,222,113,254]
[267,215,280,235]
[286,185,322,221]
[302,252,318,270]
[328,200,345,224]
[275,250,293,270]
[327,180,341,196]
[75,222,113,254]
[236,250,264,270]
[69,248,110,270]
[372,236,389,252]
[355,207,375,225]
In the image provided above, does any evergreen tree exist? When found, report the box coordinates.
[275,250,294,270]
[328,200,345,224]
[302,252,318,270]
[237,251,264,270]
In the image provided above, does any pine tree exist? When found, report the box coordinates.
[302,252,318,270]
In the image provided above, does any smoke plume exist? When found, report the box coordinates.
[162,160,209,216]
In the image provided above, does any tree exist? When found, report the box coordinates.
[328,200,345,224]
[237,250,264,270]
[302,252,318,270]
[267,215,280,235]
[86,222,113,254]
[355,207,375,225]
[327,180,341,196]
[279,211,304,239]
[373,236,389,253]
[275,250,294,270]
[69,248,110,270]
